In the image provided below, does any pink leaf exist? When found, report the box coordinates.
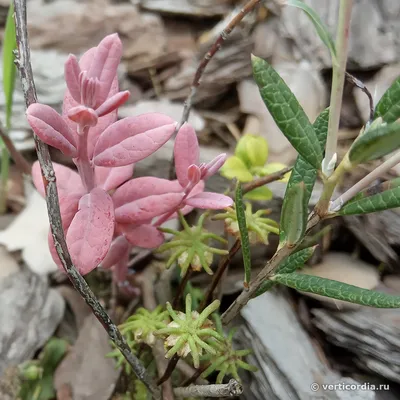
[153,180,205,224]
[87,34,123,107]
[202,153,227,179]
[100,235,130,269]
[32,161,85,199]
[67,105,98,128]
[27,103,77,157]
[93,113,176,167]
[120,224,165,248]
[64,54,81,103]
[66,188,115,275]
[96,91,130,117]
[63,53,119,159]
[174,123,199,187]
[115,192,184,224]
[95,164,134,192]
[185,192,233,210]
[112,176,182,208]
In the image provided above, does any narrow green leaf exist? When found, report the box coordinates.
[252,55,322,169]
[254,246,316,297]
[273,273,400,308]
[374,76,400,123]
[349,122,400,164]
[235,183,252,289]
[287,0,337,64]
[280,181,307,247]
[279,109,329,244]
[243,185,273,201]
[3,3,17,128]
[339,183,400,216]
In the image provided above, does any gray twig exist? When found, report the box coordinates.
[12,1,160,398]
[173,379,243,398]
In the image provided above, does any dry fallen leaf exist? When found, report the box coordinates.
[54,314,120,400]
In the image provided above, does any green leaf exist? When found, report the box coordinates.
[349,122,400,164]
[252,55,322,169]
[273,273,400,308]
[243,185,273,201]
[235,183,252,289]
[254,246,316,297]
[339,181,400,215]
[19,338,68,400]
[287,0,337,64]
[279,108,329,245]
[374,76,400,123]
[220,156,253,182]
[3,3,17,129]
[235,134,269,168]
[280,181,307,246]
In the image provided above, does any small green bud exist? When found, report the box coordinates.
[235,134,269,168]
[19,363,43,381]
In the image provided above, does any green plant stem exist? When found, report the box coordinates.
[322,0,353,177]
[0,145,10,213]
[315,154,352,215]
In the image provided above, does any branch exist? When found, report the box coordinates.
[221,213,321,325]
[172,268,193,309]
[199,238,241,312]
[173,379,243,398]
[169,0,262,179]
[12,1,160,398]
[0,123,31,175]
[345,72,374,124]
[242,166,292,194]
[330,150,400,212]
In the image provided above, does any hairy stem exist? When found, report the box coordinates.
[322,0,353,177]
[13,1,160,398]
[330,150,400,212]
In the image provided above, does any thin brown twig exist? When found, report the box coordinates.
[139,268,175,400]
[242,166,292,194]
[157,354,180,386]
[12,1,160,398]
[173,379,243,398]
[172,269,193,309]
[169,0,262,179]
[199,238,241,312]
[345,72,374,123]
[0,123,31,175]
[181,363,210,387]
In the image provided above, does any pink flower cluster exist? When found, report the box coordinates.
[28,34,233,284]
